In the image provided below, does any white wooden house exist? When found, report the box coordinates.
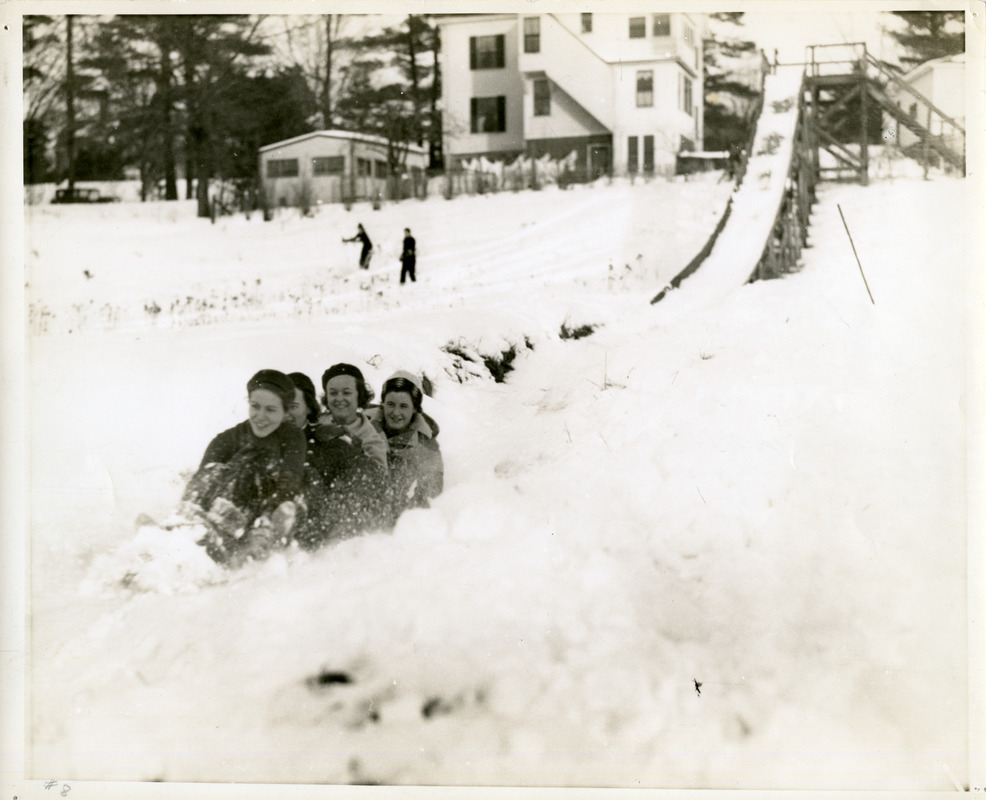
[258,130,429,208]
[437,12,706,178]
[889,53,964,154]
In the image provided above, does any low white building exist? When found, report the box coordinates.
[258,130,429,208]
[890,52,964,153]
[437,12,706,179]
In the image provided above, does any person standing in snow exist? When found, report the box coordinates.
[294,363,390,548]
[343,223,373,269]
[399,227,416,284]
[367,370,443,523]
[180,369,306,565]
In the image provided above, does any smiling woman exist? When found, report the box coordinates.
[367,370,444,522]
[177,369,306,565]
[289,363,392,548]
[316,363,388,471]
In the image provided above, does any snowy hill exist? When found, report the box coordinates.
[23,169,972,791]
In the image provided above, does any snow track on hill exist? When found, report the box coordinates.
[663,65,805,315]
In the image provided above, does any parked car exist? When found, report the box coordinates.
[51,187,120,204]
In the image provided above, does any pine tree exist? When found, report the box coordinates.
[85,16,183,198]
[168,15,271,216]
[703,13,762,152]
[23,15,62,183]
[886,11,964,67]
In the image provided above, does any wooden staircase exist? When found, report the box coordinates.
[805,43,965,184]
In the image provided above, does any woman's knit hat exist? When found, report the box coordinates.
[246,369,295,410]
[322,363,373,408]
[288,372,320,423]
[382,370,424,412]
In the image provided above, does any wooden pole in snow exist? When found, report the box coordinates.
[837,204,875,305]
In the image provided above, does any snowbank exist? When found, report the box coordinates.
[24,171,972,790]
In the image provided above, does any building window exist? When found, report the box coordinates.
[374,160,388,179]
[628,136,639,173]
[524,17,540,53]
[683,23,695,47]
[680,74,693,115]
[471,96,507,133]
[533,79,550,116]
[636,70,654,107]
[581,13,592,33]
[470,35,505,69]
[643,135,654,172]
[267,158,299,178]
[653,14,671,37]
[356,158,373,177]
[629,17,645,38]
[312,156,344,175]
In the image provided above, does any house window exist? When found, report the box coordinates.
[683,23,695,47]
[524,17,540,53]
[470,35,505,69]
[312,156,344,175]
[628,136,639,173]
[643,135,654,172]
[581,13,592,33]
[374,160,388,179]
[533,79,550,116]
[357,158,373,177]
[683,22,697,67]
[636,70,654,107]
[653,14,671,37]
[471,96,507,133]
[629,17,646,38]
[266,158,299,178]
[680,74,693,115]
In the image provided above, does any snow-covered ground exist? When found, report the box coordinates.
[21,156,976,792]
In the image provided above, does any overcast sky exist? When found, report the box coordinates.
[732,9,893,65]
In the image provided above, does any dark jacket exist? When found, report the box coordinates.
[199,420,307,502]
[294,421,391,550]
[401,235,416,264]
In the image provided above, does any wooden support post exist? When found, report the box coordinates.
[860,68,869,185]
[923,104,932,179]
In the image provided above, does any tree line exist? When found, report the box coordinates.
[23,14,442,216]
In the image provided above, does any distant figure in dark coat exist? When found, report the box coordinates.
[400,227,416,284]
[343,223,373,269]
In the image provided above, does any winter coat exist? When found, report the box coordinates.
[401,234,416,267]
[367,407,444,517]
[295,416,391,550]
[315,411,389,473]
[196,419,306,504]
[182,420,307,563]
[345,229,373,267]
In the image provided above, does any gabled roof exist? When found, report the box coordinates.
[260,129,428,155]
[901,52,964,84]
